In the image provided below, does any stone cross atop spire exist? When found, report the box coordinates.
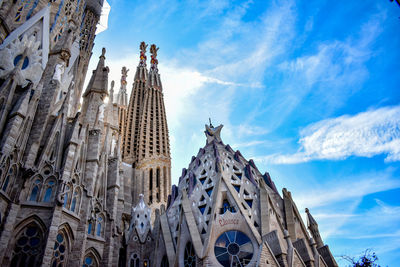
[205,122,223,144]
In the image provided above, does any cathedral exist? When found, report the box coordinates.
[0,0,338,266]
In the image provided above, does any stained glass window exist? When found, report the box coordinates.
[87,222,92,234]
[10,223,44,267]
[96,216,103,237]
[2,165,15,193]
[214,230,253,266]
[63,185,70,208]
[29,179,41,201]
[43,180,55,202]
[51,232,68,267]
[183,242,196,267]
[70,188,81,213]
[83,254,98,267]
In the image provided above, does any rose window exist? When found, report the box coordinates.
[214,230,253,266]
[183,242,196,267]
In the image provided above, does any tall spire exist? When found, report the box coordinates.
[83,47,109,97]
[122,42,171,213]
[135,43,171,211]
[122,42,148,164]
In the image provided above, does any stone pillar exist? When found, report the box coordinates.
[41,206,64,266]
[0,203,20,265]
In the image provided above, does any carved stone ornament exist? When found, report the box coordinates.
[139,41,147,66]
[129,194,151,243]
[0,34,43,87]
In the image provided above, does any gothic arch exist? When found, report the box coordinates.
[2,163,17,194]
[27,175,43,202]
[9,215,47,267]
[83,247,101,267]
[50,224,74,267]
[58,222,75,244]
[13,215,47,235]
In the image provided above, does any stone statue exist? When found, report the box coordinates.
[52,62,65,83]
[111,138,116,156]
[98,103,105,122]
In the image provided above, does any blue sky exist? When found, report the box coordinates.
[88,0,400,265]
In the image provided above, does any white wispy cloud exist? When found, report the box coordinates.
[231,140,265,149]
[290,169,400,240]
[257,105,400,164]
[294,170,400,209]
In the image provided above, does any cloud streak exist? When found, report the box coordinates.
[257,105,400,164]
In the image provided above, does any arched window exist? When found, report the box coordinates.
[87,221,93,235]
[51,231,69,267]
[63,185,71,208]
[130,253,139,267]
[2,164,16,193]
[184,242,196,267]
[161,255,169,267]
[43,178,56,202]
[10,222,45,267]
[29,178,42,202]
[70,188,81,213]
[83,252,99,267]
[220,198,236,214]
[96,215,104,237]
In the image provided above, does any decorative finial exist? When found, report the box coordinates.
[121,66,129,86]
[205,123,223,144]
[209,118,213,128]
[101,47,106,57]
[150,44,159,71]
[111,80,115,90]
[139,42,147,66]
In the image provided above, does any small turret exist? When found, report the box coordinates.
[117,67,129,107]
[306,208,324,248]
[81,48,109,128]
[83,47,109,97]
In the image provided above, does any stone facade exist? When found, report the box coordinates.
[0,1,338,266]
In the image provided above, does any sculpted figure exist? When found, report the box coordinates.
[98,103,105,122]
[52,62,65,83]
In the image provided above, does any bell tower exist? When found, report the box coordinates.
[122,43,171,211]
